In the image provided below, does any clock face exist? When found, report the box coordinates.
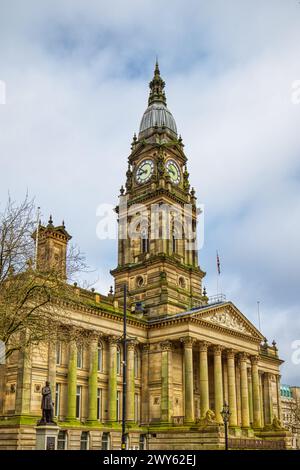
[166,160,180,184]
[136,159,154,184]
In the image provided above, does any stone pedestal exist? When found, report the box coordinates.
[35,425,60,450]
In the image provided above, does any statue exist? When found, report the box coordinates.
[38,381,55,425]
[199,409,217,426]
[204,409,217,424]
[272,416,284,431]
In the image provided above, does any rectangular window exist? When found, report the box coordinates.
[76,385,82,419]
[134,393,139,423]
[101,432,110,450]
[55,383,61,417]
[57,430,67,450]
[97,388,102,421]
[80,431,89,450]
[116,391,121,422]
[77,345,83,369]
[56,341,62,365]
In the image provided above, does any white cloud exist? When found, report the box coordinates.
[0,0,300,384]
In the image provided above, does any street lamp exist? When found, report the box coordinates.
[221,402,231,451]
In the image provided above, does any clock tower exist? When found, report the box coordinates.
[111,62,207,318]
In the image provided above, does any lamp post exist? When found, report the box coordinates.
[221,402,231,451]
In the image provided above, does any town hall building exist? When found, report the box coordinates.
[0,63,291,450]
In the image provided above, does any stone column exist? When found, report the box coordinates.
[161,341,173,423]
[126,340,136,422]
[235,363,241,426]
[181,337,195,423]
[247,368,253,425]
[259,372,264,428]
[15,347,32,416]
[141,344,150,424]
[276,374,283,422]
[88,335,98,423]
[263,372,273,425]
[251,356,262,428]
[213,345,223,424]
[48,342,56,399]
[66,341,77,420]
[239,353,250,428]
[199,341,209,418]
[227,349,237,427]
[223,360,228,405]
[108,336,118,422]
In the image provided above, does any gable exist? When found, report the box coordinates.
[191,302,264,340]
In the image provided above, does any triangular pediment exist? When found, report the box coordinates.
[191,302,263,340]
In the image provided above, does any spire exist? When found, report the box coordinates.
[148,60,167,106]
[47,214,53,227]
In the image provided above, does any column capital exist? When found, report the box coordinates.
[250,355,259,365]
[141,342,150,352]
[199,340,210,352]
[238,352,249,362]
[127,339,138,351]
[88,330,104,342]
[180,336,195,348]
[160,340,173,351]
[213,344,224,355]
[107,335,119,345]
[226,348,236,359]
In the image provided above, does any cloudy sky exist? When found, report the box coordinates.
[0,0,300,385]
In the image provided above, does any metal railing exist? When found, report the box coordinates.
[191,293,226,309]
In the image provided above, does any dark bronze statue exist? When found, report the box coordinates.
[38,381,55,425]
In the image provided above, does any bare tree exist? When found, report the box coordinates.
[0,195,88,360]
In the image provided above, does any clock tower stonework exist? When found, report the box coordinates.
[111,63,207,318]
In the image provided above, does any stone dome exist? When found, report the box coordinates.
[139,102,177,136]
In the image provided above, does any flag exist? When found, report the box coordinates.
[216,251,221,275]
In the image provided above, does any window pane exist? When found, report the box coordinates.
[101,433,110,450]
[80,431,89,450]
[56,341,61,365]
[57,431,67,450]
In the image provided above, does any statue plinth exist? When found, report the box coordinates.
[35,424,60,450]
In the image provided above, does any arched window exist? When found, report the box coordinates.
[97,341,103,372]
[101,432,110,450]
[134,350,139,378]
[80,431,89,450]
[116,346,121,375]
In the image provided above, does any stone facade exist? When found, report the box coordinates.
[0,63,291,450]
[280,385,300,449]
